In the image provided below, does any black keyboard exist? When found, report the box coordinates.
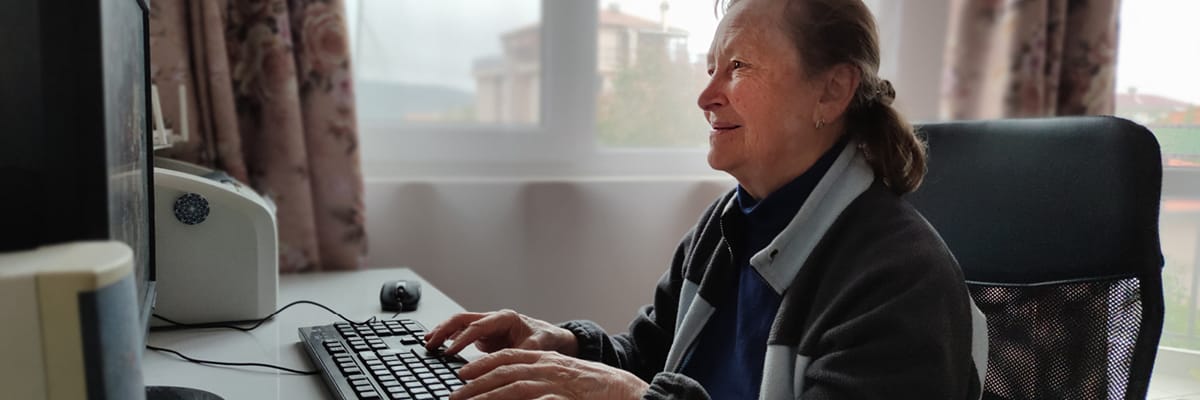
[299,319,468,400]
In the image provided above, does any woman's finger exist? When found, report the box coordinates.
[465,379,557,400]
[425,312,487,351]
[451,360,558,400]
[456,349,545,380]
[443,312,517,355]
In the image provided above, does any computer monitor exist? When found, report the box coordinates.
[0,0,156,336]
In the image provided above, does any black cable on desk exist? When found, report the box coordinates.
[149,299,380,375]
[152,300,379,332]
[146,345,318,375]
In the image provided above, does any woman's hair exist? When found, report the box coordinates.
[720,0,926,194]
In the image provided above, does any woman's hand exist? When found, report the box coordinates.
[449,349,649,400]
[425,309,579,356]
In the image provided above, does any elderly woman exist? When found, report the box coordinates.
[426,0,984,398]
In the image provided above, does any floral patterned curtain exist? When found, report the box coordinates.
[941,0,1121,119]
[149,0,366,272]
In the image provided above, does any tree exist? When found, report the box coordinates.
[597,43,709,148]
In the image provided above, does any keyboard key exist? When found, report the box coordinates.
[414,394,434,400]
[437,373,457,381]
[351,378,371,386]
[389,392,412,400]
[432,390,451,398]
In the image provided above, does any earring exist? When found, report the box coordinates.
[815,119,825,130]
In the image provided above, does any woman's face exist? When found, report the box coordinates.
[699,0,833,193]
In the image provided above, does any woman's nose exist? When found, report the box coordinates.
[697,77,726,112]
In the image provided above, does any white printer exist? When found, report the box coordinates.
[152,157,278,325]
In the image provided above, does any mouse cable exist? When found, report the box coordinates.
[146,345,318,375]
[152,299,380,332]
[147,300,380,375]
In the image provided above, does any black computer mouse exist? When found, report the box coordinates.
[380,280,421,312]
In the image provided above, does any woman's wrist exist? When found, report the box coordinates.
[553,326,580,357]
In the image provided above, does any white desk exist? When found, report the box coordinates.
[144,267,480,400]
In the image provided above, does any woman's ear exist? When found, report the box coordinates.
[818,64,861,121]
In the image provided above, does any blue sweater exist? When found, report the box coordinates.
[680,139,847,398]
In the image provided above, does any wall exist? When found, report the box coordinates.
[364,177,734,332]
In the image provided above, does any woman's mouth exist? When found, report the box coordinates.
[710,124,742,135]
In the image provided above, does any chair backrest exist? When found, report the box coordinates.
[907,116,1165,400]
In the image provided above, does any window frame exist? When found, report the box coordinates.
[355,1,726,178]
[357,1,594,166]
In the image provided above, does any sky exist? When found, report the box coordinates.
[344,0,1198,105]
[1114,0,1200,104]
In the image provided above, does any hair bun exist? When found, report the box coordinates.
[878,79,896,106]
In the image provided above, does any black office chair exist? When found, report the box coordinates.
[907,116,1165,400]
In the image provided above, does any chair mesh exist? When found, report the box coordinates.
[970,278,1143,400]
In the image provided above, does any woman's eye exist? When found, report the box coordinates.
[731,61,744,69]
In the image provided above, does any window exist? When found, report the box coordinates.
[351,1,541,126]
[348,1,724,176]
[593,1,712,148]
[1113,0,1200,352]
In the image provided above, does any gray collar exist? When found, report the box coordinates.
[731,144,876,294]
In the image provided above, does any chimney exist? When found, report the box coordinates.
[660,1,670,32]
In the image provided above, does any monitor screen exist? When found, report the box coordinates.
[0,0,154,333]
[103,0,156,333]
